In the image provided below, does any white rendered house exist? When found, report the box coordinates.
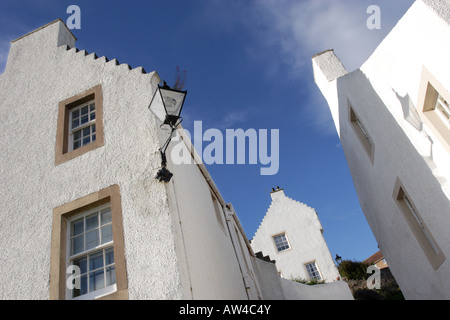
[250,188,340,283]
[313,0,450,299]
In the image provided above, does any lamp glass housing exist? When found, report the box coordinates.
[160,87,186,118]
[149,83,187,127]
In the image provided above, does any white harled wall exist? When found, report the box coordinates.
[313,0,450,299]
[0,19,187,299]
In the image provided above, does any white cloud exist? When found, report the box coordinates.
[239,0,415,134]
[250,0,414,73]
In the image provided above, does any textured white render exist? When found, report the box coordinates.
[313,0,450,299]
[0,19,259,300]
[250,189,340,283]
[0,19,183,300]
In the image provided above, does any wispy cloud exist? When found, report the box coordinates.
[248,0,414,73]
[236,0,415,134]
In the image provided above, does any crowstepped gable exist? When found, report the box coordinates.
[253,187,318,239]
[60,44,150,75]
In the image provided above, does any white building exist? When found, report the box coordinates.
[250,188,341,283]
[0,19,261,300]
[312,0,450,299]
[0,19,353,300]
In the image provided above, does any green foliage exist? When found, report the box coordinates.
[290,277,325,286]
[337,259,369,280]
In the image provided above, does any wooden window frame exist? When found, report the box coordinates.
[55,85,104,165]
[50,184,128,300]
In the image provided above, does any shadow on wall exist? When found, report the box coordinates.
[393,89,434,160]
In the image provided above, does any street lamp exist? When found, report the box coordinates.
[149,81,188,182]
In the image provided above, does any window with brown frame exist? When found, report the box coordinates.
[55,85,104,165]
[49,184,128,300]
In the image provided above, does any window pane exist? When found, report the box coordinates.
[80,274,88,296]
[89,270,105,292]
[73,257,87,274]
[83,136,91,146]
[105,266,116,287]
[72,274,87,298]
[89,251,104,271]
[86,214,98,231]
[83,127,91,137]
[72,235,84,255]
[101,225,113,244]
[81,106,89,115]
[72,118,80,129]
[73,140,81,150]
[89,103,95,112]
[105,247,114,265]
[101,209,112,225]
[71,219,84,236]
[85,230,99,250]
[73,130,81,141]
[72,109,80,118]
[81,115,89,125]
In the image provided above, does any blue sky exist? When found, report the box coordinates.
[0,0,415,261]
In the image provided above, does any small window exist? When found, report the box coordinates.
[304,261,322,281]
[348,102,374,163]
[50,185,128,300]
[273,233,290,252]
[417,67,450,149]
[55,85,104,165]
[393,178,445,270]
